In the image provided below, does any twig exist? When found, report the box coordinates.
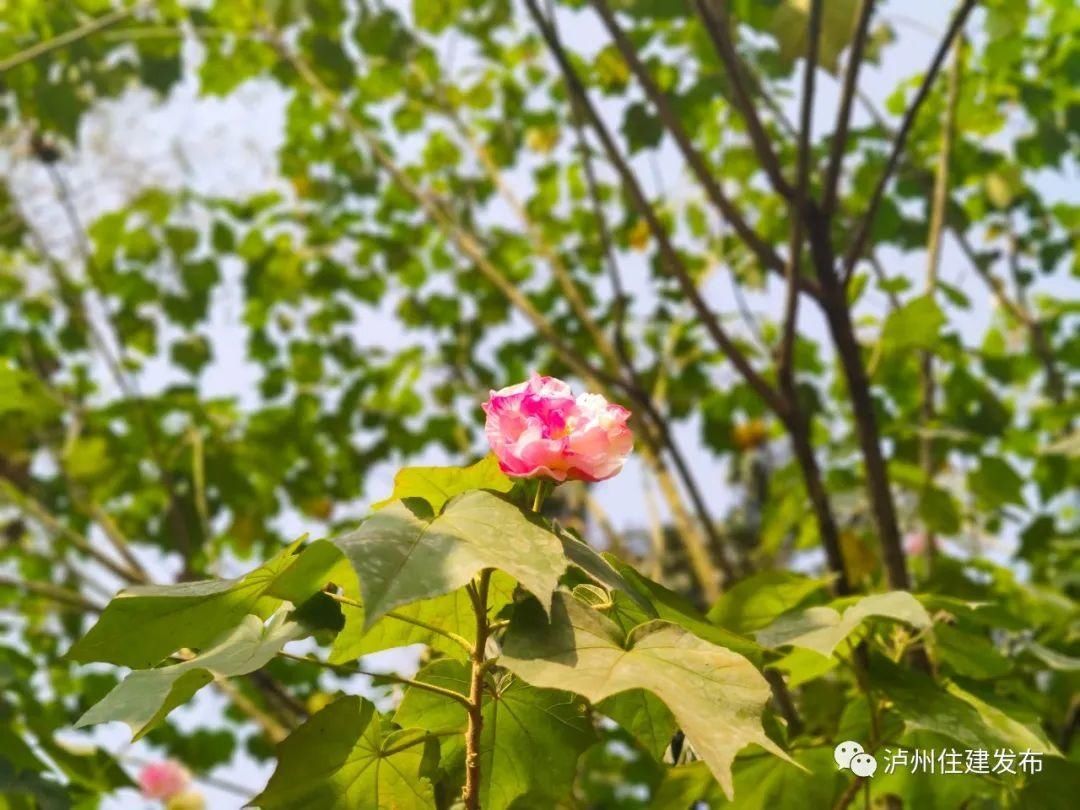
[590,0,789,282]
[0,574,103,612]
[690,0,792,199]
[920,36,963,568]
[842,0,978,279]
[822,0,878,216]
[0,6,137,74]
[777,0,822,383]
[462,569,492,810]
[525,0,787,420]
[0,478,143,583]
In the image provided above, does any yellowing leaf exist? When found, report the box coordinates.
[771,0,861,74]
[371,455,512,512]
[628,218,651,251]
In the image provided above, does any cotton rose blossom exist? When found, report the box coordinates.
[482,374,633,483]
[138,761,191,801]
[904,532,929,556]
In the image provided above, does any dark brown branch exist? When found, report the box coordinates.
[525,0,788,420]
[589,0,795,287]
[821,0,877,216]
[778,0,822,383]
[842,0,978,278]
[690,0,793,199]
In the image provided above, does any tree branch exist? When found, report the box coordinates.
[821,0,878,216]
[920,36,963,567]
[590,0,794,285]
[0,574,103,612]
[842,0,978,278]
[0,6,137,74]
[525,0,788,420]
[777,0,822,383]
[689,0,793,199]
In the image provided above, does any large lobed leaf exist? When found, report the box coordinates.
[68,538,340,668]
[370,454,512,511]
[501,593,792,799]
[332,490,566,630]
[329,569,517,663]
[75,612,306,740]
[394,660,595,810]
[253,695,436,810]
[755,591,932,657]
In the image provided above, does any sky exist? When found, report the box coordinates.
[2,1,1076,807]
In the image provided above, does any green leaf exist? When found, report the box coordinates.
[880,294,946,352]
[621,103,663,153]
[707,571,828,634]
[597,690,677,760]
[770,0,861,74]
[332,491,566,630]
[69,538,334,668]
[329,569,516,663]
[501,593,791,799]
[932,624,1012,679]
[872,657,1060,754]
[967,455,1025,509]
[370,455,512,511]
[35,740,134,793]
[755,591,932,657]
[558,532,655,614]
[76,612,306,740]
[394,660,594,809]
[651,748,842,810]
[254,696,436,810]
[612,562,763,664]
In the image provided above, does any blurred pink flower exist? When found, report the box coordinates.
[904,532,929,556]
[138,761,190,801]
[482,374,633,483]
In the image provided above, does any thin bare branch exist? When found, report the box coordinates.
[525,0,787,420]
[778,0,823,383]
[0,478,144,583]
[822,0,878,216]
[0,6,136,74]
[843,0,978,278]
[590,0,792,284]
[690,0,793,199]
[920,36,963,566]
[0,574,103,612]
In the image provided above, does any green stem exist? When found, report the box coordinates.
[278,652,471,708]
[532,479,550,513]
[324,591,473,654]
[462,568,493,810]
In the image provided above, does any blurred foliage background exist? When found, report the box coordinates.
[0,0,1076,807]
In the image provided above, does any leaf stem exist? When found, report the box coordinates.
[323,591,474,655]
[278,652,471,708]
[532,480,549,513]
[463,568,493,810]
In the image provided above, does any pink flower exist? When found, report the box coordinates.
[138,761,191,801]
[482,374,633,483]
[904,532,928,556]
